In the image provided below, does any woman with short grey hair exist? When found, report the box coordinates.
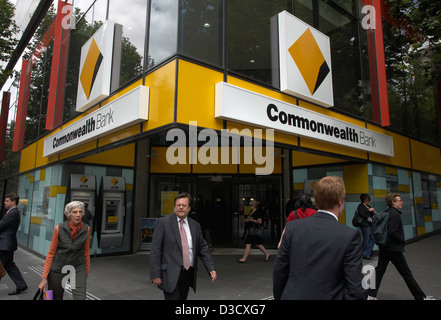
[64,201,85,218]
[38,201,90,300]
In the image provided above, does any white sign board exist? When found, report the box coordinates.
[278,11,334,108]
[44,85,149,157]
[76,21,116,112]
[215,82,394,157]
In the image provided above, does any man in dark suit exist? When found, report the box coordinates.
[150,193,217,300]
[273,176,366,300]
[0,193,28,295]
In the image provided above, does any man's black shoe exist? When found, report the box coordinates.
[8,286,28,295]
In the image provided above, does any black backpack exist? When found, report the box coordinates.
[372,210,389,247]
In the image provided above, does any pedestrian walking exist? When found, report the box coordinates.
[238,200,270,263]
[357,194,376,259]
[0,193,28,295]
[150,193,217,300]
[273,176,366,300]
[367,193,435,300]
[278,193,317,248]
[38,201,90,300]
[285,191,299,219]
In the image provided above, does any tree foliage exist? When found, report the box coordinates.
[385,0,441,82]
[0,0,19,84]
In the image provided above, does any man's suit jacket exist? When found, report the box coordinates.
[150,214,215,293]
[273,211,366,300]
[0,207,21,252]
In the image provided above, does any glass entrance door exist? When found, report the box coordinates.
[194,175,233,247]
[233,175,283,249]
[193,175,282,248]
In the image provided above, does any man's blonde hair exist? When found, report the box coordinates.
[313,176,346,210]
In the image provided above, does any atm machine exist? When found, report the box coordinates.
[97,176,126,248]
[66,174,96,231]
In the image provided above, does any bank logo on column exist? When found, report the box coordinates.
[278,11,334,108]
[76,21,116,112]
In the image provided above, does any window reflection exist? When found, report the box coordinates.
[179,0,223,67]
[63,0,107,121]
[318,0,364,118]
[148,0,178,69]
[108,0,146,87]
[227,0,292,84]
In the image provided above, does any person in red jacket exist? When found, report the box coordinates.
[278,194,317,248]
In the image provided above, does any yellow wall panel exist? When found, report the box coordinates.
[424,215,432,222]
[417,226,425,236]
[19,142,37,173]
[410,139,441,175]
[177,60,224,130]
[150,147,191,173]
[238,147,282,174]
[343,164,369,194]
[39,168,46,181]
[192,147,238,174]
[368,127,411,169]
[399,184,410,193]
[30,216,41,225]
[339,209,346,224]
[374,189,387,198]
[76,144,135,167]
[228,76,298,107]
[385,166,397,175]
[294,183,305,190]
[143,60,176,132]
[292,151,348,167]
[59,141,97,160]
[49,186,58,197]
[57,186,67,194]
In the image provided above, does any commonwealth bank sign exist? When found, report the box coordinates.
[277,11,334,108]
[76,21,121,112]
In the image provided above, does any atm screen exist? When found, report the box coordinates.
[104,201,119,231]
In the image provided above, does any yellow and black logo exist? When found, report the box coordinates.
[288,28,330,96]
[80,38,103,100]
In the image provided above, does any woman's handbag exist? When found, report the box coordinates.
[33,289,44,300]
[352,210,363,227]
[249,226,264,237]
[0,261,6,279]
[33,289,53,300]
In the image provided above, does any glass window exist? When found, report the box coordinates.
[294,0,314,26]
[178,0,223,67]
[148,0,179,69]
[318,0,364,118]
[227,0,292,84]
[63,0,108,122]
[22,7,57,144]
[108,0,146,87]
[71,0,97,19]
[383,15,438,145]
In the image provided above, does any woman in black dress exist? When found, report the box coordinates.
[238,200,270,263]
